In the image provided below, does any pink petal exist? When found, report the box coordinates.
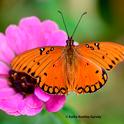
[45,95,66,112]
[40,20,65,46]
[0,94,22,113]
[41,20,59,33]
[0,78,9,88]
[0,33,15,63]
[47,30,67,46]
[0,88,15,99]
[19,16,43,49]
[18,94,43,116]
[19,18,61,48]
[0,61,9,74]
[6,111,21,116]
[5,25,29,54]
[34,87,50,102]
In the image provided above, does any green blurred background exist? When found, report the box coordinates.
[0,0,124,124]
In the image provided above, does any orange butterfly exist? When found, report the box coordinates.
[9,12,124,95]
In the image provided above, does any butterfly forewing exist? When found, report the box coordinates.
[10,46,68,94]
[76,42,124,71]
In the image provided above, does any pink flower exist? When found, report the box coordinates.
[0,16,67,116]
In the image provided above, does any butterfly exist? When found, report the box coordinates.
[9,12,124,95]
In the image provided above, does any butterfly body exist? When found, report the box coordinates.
[9,36,124,95]
[64,42,76,90]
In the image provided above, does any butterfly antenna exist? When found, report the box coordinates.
[71,12,87,38]
[58,10,69,37]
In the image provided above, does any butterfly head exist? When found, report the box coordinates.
[66,36,74,46]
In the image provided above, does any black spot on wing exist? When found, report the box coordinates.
[44,72,47,76]
[89,46,94,50]
[27,68,31,73]
[102,56,105,59]
[94,42,100,50]
[111,60,116,65]
[85,43,99,50]
[50,47,54,51]
[23,66,27,70]
[37,62,40,65]
[108,65,113,69]
[95,70,99,73]
[86,63,89,66]
[40,48,45,55]
[46,50,50,54]
[106,64,114,71]
[85,44,89,48]
[115,57,119,61]
[31,72,35,76]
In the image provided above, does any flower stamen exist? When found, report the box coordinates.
[8,70,37,96]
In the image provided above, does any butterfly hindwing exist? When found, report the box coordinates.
[73,54,108,94]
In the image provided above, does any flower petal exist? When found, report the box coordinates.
[39,20,66,46]
[0,61,9,74]
[34,87,50,102]
[0,78,9,88]
[0,94,22,114]
[18,94,43,116]
[45,95,66,112]
[47,30,67,46]
[19,18,61,48]
[0,33,15,63]
[6,111,21,116]
[5,25,29,54]
[0,88,15,99]
[41,20,59,33]
[19,16,43,49]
